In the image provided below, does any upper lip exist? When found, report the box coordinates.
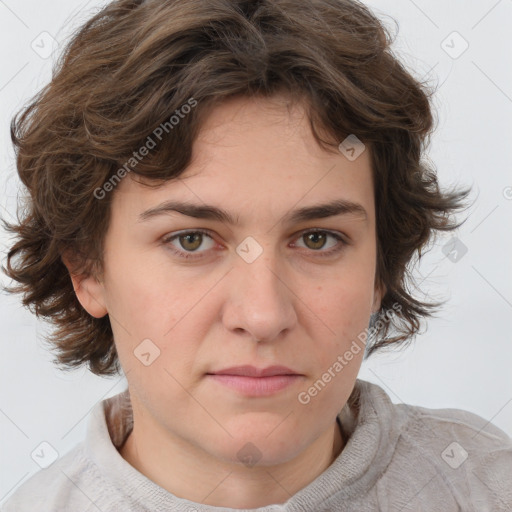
[208,365,301,377]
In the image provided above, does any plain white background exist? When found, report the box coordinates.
[1,0,511,505]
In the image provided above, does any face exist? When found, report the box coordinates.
[73,94,383,467]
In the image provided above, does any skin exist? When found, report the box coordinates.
[66,94,384,508]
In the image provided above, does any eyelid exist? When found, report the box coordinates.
[161,228,221,261]
[290,228,347,258]
[161,227,348,260]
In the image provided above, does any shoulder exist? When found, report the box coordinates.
[353,379,512,510]
[1,443,98,512]
[399,400,512,456]
[395,400,512,509]
[1,390,135,512]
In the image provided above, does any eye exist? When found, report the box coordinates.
[292,229,346,257]
[162,228,347,261]
[162,229,216,259]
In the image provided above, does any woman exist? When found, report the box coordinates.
[3,0,511,510]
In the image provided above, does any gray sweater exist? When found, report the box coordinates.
[2,379,511,511]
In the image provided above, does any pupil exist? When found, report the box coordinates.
[307,232,325,249]
[182,233,201,250]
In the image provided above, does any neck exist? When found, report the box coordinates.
[120,413,345,508]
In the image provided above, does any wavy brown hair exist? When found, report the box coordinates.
[3,0,470,376]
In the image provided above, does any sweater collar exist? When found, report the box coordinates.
[86,378,405,511]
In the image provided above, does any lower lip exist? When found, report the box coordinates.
[207,374,302,396]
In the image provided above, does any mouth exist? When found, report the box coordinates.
[205,365,304,396]
[207,365,301,377]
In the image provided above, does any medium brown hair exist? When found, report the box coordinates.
[3,0,470,376]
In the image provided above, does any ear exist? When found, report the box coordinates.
[371,279,387,314]
[61,254,108,318]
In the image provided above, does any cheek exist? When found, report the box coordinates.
[103,255,219,373]
[103,246,181,326]
[297,280,370,415]
[316,259,376,319]
[308,261,375,362]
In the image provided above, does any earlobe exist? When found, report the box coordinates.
[61,256,108,318]
[372,281,387,313]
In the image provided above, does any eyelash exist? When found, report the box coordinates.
[161,228,347,260]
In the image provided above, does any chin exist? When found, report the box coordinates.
[207,429,306,468]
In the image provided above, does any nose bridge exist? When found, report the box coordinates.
[224,243,297,341]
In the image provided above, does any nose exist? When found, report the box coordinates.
[221,248,298,343]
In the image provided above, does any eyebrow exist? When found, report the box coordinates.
[138,198,368,225]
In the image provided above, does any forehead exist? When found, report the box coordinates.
[115,95,375,224]
[190,94,347,170]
